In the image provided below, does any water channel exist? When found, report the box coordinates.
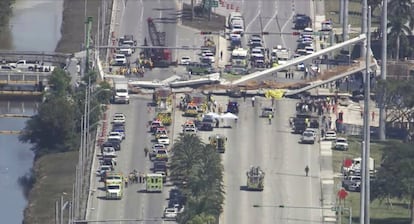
[0,0,63,223]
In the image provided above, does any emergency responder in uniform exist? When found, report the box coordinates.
[268,113,273,124]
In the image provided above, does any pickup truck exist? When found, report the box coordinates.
[8,60,55,72]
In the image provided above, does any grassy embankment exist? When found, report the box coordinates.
[325,0,381,41]
[23,1,108,223]
[331,136,411,224]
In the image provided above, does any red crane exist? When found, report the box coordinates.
[145,17,171,67]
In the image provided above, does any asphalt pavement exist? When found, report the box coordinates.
[174,94,323,224]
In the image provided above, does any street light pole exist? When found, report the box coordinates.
[379,0,388,140]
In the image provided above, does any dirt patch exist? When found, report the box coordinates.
[181,3,225,31]
[55,0,112,53]
[23,151,78,224]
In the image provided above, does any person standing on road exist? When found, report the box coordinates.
[305,165,309,177]
[144,147,149,158]
[251,96,255,107]
[268,114,273,124]
[220,51,223,60]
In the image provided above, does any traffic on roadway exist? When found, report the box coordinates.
[85,0,343,223]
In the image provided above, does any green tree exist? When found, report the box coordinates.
[170,134,205,185]
[387,0,414,60]
[377,79,414,140]
[19,95,78,156]
[371,142,414,224]
[186,212,216,224]
[171,134,225,224]
[47,68,72,97]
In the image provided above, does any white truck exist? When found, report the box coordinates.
[227,12,244,36]
[112,82,130,104]
[271,46,290,65]
[342,157,375,175]
[9,60,54,72]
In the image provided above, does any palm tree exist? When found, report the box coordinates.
[171,135,225,223]
[387,16,412,60]
[170,134,204,185]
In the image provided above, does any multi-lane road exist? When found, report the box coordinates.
[87,0,323,223]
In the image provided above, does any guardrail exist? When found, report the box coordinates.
[0,72,50,85]
[0,50,71,65]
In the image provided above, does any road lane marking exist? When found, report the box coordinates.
[280,12,294,47]
[262,0,278,48]
[245,1,262,33]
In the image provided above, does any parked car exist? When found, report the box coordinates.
[157,134,170,145]
[333,137,349,151]
[112,113,126,124]
[108,132,123,142]
[163,207,178,221]
[342,175,361,191]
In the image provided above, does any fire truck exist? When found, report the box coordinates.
[246,166,265,191]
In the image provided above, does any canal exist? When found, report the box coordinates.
[0,0,63,223]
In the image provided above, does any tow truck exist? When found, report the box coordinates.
[209,134,227,153]
[246,166,265,191]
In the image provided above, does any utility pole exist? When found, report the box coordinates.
[342,0,348,41]
[365,9,372,224]
[379,0,387,141]
[340,0,344,25]
[360,7,372,224]
[361,0,368,58]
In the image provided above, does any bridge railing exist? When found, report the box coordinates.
[0,50,71,65]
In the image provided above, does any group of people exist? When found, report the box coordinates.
[124,169,146,187]
[113,66,145,77]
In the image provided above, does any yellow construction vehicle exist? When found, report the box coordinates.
[246,166,265,191]
[209,134,227,153]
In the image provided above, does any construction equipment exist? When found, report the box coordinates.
[209,134,227,153]
[246,166,265,191]
[201,36,216,55]
[142,17,172,68]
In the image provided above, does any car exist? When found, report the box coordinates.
[342,175,361,191]
[297,63,305,71]
[102,146,117,157]
[198,122,214,131]
[113,54,127,66]
[251,48,263,58]
[111,124,126,139]
[261,107,275,117]
[301,131,316,144]
[333,137,349,151]
[183,127,197,134]
[202,52,215,63]
[96,165,114,178]
[157,134,170,145]
[227,101,239,114]
[180,56,191,65]
[108,132,123,142]
[305,46,314,55]
[324,130,337,141]
[0,64,21,72]
[154,149,169,161]
[150,120,163,132]
[163,207,178,221]
[102,139,121,151]
[112,113,126,124]
[305,128,317,137]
